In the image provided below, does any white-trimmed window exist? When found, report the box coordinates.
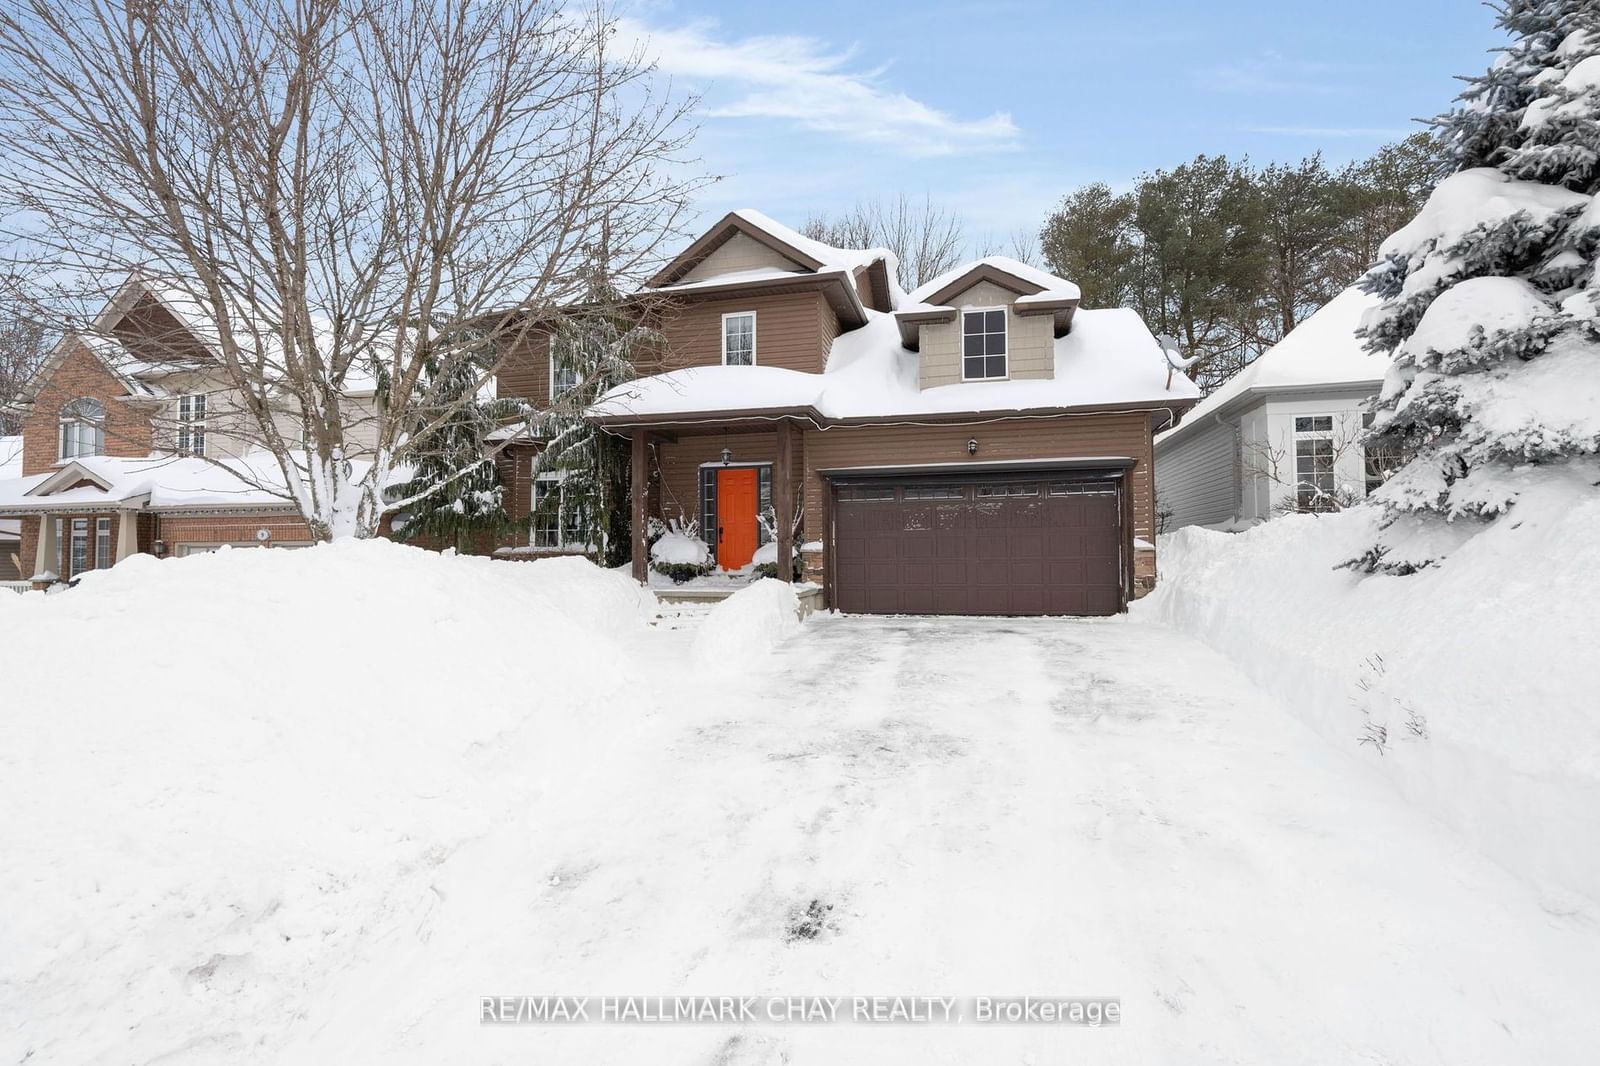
[962,308,1007,380]
[58,397,105,459]
[532,473,563,549]
[550,339,579,398]
[70,518,89,576]
[96,517,112,570]
[177,393,207,456]
[722,311,756,366]
[1293,415,1336,510]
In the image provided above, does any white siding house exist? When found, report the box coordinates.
[1154,287,1393,531]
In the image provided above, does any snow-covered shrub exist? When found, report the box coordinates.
[750,539,800,581]
[648,518,712,583]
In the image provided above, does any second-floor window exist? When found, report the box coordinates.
[962,308,1007,380]
[551,340,580,399]
[722,312,756,366]
[59,397,105,459]
[178,394,207,457]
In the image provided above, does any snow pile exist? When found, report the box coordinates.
[0,540,655,1063]
[691,578,801,667]
[1139,460,1600,898]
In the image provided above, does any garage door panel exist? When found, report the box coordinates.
[833,474,1125,617]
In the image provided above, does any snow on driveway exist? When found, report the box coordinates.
[365,613,1600,1064]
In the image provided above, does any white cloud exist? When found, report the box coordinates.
[613,17,1019,157]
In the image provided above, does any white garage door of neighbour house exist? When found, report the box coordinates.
[174,542,313,557]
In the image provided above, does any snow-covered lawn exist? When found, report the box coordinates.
[3,547,1597,1063]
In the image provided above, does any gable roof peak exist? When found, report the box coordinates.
[647,207,897,292]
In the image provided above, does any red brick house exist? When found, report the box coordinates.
[591,210,1201,615]
[0,276,376,584]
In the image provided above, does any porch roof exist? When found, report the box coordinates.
[0,451,308,516]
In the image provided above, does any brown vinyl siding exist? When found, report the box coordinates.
[497,329,552,408]
[652,430,780,529]
[658,291,830,374]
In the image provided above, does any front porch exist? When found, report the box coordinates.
[623,417,808,589]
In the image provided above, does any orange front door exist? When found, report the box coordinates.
[716,467,759,569]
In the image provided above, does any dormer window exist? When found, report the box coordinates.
[722,312,756,366]
[962,309,1007,380]
[177,393,207,457]
[58,397,105,459]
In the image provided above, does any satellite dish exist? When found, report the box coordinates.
[255,528,272,542]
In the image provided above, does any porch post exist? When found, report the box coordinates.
[33,512,58,582]
[116,509,138,563]
[630,428,648,583]
[773,420,794,583]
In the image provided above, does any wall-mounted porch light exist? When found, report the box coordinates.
[720,446,733,466]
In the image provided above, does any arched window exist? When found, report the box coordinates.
[59,397,105,459]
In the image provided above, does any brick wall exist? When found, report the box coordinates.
[20,342,152,477]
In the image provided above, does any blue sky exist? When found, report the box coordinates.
[618,0,1506,245]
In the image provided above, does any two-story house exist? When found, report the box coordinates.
[0,274,385,584]
[591,210,1200,615]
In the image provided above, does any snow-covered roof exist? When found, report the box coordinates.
[1157,287,1389,450]
[647,208,901,306]
[592,306,1197,423]
[0,450,333,515]
[907,256,1081,306]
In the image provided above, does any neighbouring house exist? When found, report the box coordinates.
[590,209,1200,615]
[0,275,386,585]
[1154,287,1399,531]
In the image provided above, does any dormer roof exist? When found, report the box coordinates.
[893,257,1082,348]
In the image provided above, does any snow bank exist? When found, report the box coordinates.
[0,540,655,1063]
[1138,462,1600,898]
[691,579,801,667]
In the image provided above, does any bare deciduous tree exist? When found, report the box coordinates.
[0,282,48,437]
[801,193,967,290]
[0,0,703,539]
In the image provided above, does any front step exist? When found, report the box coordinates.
[651,602,717,631]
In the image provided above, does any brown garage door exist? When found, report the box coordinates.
[831,474,1125,616]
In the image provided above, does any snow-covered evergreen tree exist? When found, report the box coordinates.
[527,297,652,566]
[1356,0,1600,572]
[386,347,513,551]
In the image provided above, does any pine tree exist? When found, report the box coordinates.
[386,345,513,552]
[1355,1,1600,572]
[527,294,652,567]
